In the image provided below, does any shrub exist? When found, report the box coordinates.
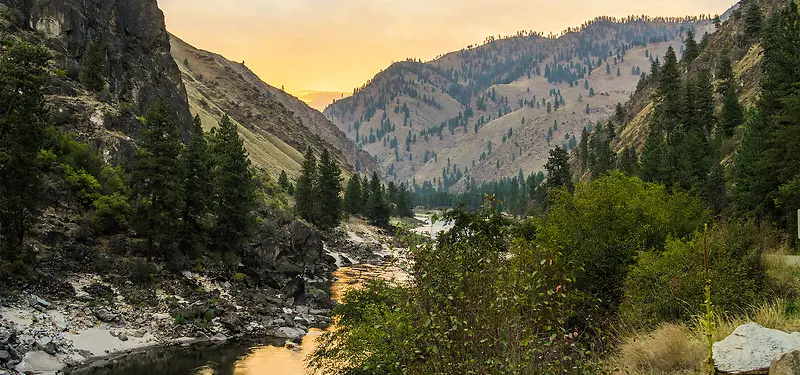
[130,259,157,284]
[620,221,767,329]
[64,164,101,206]
[539,172,707,322]
[93,193,130,232]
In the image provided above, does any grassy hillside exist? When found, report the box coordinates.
[324,17,711,189]
[170,35,378,179]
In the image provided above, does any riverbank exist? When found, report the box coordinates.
[0,217,408,375]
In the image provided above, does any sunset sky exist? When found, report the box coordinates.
[158,0,734,110]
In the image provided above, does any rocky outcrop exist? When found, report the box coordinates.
[0,0,193,142]
[714,323,800,374]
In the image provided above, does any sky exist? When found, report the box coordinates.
[159,0,734,110]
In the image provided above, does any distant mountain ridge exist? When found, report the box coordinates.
[324,15,713,189]
[170,34,378,178]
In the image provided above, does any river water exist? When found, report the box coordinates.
[72,215,450,375]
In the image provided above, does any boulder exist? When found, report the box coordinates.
[770,350,800,375]
[274,327,305,341]
[714,323,800,374]
[14,351,63,375]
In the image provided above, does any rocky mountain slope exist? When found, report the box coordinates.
[324,17,713,189]
[169,35,377,178]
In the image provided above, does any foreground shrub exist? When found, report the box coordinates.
[539,172,708,323]
[620,221,767,329]
[310,207,603,374]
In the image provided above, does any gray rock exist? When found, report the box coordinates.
[714,323,800,374]
[30,295,52,310]
[14,351,63,374]
[93,308,118,323]
[210,333,227,342]
[0,350,9,361]
[770,350,800,375]
[35,337,57,355]
[117,333,128,342]
[274,327,305,341]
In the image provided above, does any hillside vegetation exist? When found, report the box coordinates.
[324,16,713,189]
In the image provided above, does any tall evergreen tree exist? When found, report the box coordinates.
[295,147,317,222]
[732,111,774,218]
[343,175,363,215]
[314,148,343,230]
[721,85,744,136]
[639,127,670,184]
[715,55,734,95]
[278,170,290,192]
[210,115,257,253]
[80,40,105,92]
[396,183,414,218]
[743,0,764,40]
[131,98,185,261]
[366,172,389,227]
[682,30,700,64]
[657,47,682,132]
[544,146,573,192]
[0,41,50,261]
[178,115,213,255]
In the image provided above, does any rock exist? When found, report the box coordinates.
[281,276,305,299]
[771,350,800,375]
[93,308,118,323]
[0,350,9,361]
[29,295,52,312]
[274,327,305,341]
[14,351,63,375]
[35,337,57,355]
[714,323,800,374]
[117,333,128,342]
[210,333,227,342]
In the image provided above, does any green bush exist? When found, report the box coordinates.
[539,172,707,322]
[620,221,767,329]
[64,164,101,206]
[93,193,130,232]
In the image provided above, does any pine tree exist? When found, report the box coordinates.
[544,146,573,192]
[131,98,185,262]
[579,128,590,170]
[344,175,363,215]
[210,115,257,253]
[715,55,735,95]
[396,183,414,218]
[80,40,105,92]
[278,170,290,192]
[682,30,700,64]
[694,70,716,134]
[366,172,389,227]
[314,148,343,230]
[744,0,764,40]
[0,41,50,261]
[732,111,774,218]
[618,147,639,176]
[639,127,670,184]
[720,85,744,136]
[178,115,213,255]
[658,47,682,132]
[295,147,317,222]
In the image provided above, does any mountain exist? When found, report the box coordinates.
[324,16,713,190]
[169,35,378,178]
[0,0,193,159]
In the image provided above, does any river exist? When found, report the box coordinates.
[71,215,451,375]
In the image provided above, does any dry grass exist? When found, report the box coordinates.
[612,323,705,375]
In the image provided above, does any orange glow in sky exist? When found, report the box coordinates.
[158,0,734,110]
